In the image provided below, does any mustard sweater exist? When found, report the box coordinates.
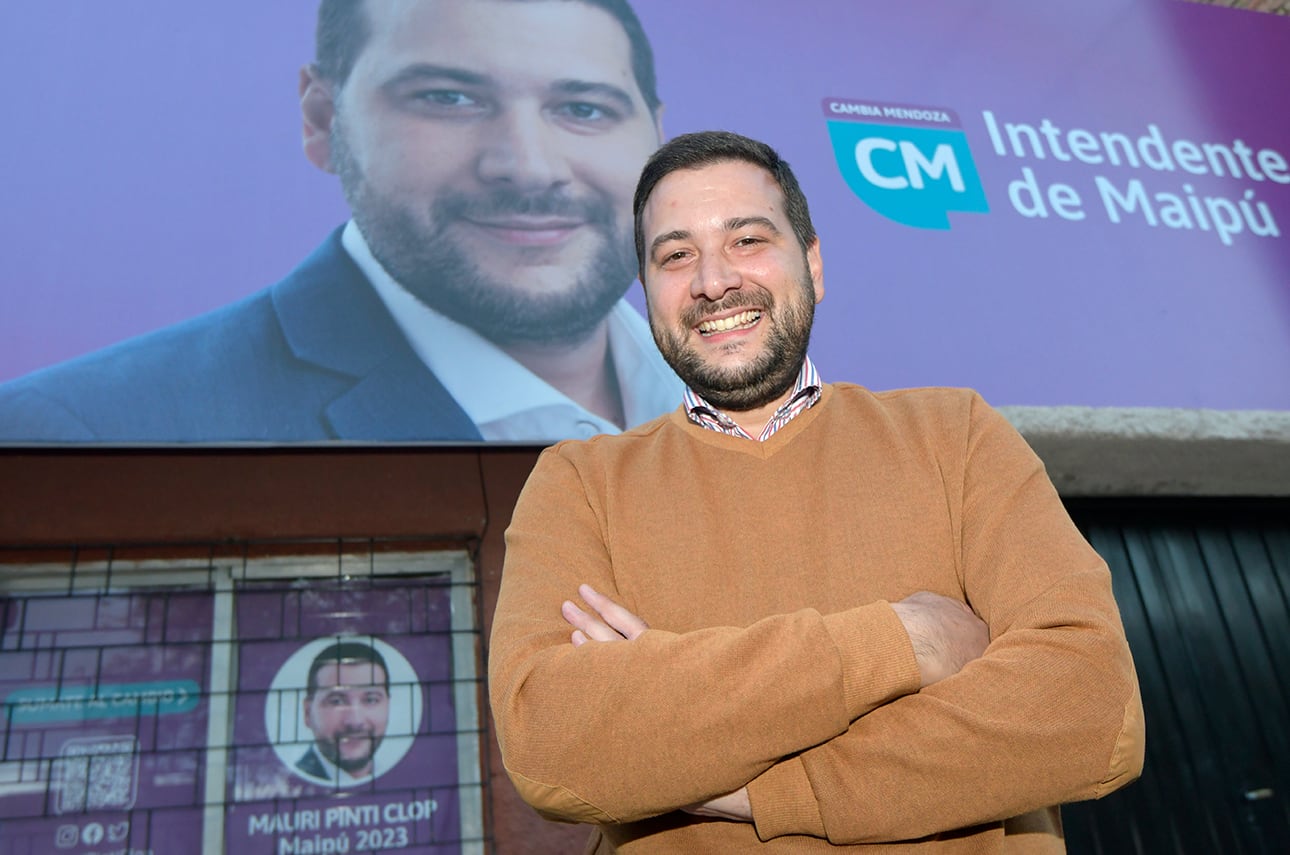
[490,384,1144,853]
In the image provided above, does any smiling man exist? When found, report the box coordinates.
[297,641,391,785]
[0,0,679,442]
[490,131,1144,852]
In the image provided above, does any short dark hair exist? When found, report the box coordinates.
[314,0,660,112]
[305,640,390,698]
[314,0,368,86]
[632,131,818,279]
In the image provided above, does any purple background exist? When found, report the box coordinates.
[1,0,1287,412]
[0,591,213,855]
[226,581,466,855]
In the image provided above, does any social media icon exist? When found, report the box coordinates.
[55,824,79,848]
[82,822,105,845]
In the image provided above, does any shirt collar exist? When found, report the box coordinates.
[684,356,822,441]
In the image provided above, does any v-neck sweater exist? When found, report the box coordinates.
[490,383,1144,853]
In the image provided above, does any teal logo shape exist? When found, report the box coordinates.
[826,100,989,230]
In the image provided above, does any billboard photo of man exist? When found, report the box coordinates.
[0,0,679,443]
[296,641,391,784]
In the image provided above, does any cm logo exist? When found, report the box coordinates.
[828,120,989,229]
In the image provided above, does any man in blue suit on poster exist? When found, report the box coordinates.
[0,0,680,443]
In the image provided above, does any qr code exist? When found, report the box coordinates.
[53,736,139,814]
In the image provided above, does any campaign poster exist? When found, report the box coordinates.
[226,578,472,855]
[1,1,1286,444]
[0,590,214,855]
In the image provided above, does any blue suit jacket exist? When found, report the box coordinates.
[295,745,331,782]
[0,230,483,442]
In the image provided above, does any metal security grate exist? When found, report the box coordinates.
[1062,501,1290,855]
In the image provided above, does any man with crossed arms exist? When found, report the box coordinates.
[490,130,1143,852]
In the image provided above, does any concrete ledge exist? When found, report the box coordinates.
[999,407,1290,497]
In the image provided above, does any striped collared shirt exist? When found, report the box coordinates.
[684,357,822,441]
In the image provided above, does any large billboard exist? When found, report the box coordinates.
[1,0,1286,444]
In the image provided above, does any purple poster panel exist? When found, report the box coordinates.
[0,591,214,855]
[226,580,469,855]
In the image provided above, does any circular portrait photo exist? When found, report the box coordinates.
[266,635,423,787]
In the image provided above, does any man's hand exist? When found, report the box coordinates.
[683,786,752,822]
[561,584,648,646]
[890,591,990,687]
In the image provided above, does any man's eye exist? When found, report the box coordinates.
[734,236,764,247]
[414,90,479,108]
[557,101,617,124]
[659,250,690,266]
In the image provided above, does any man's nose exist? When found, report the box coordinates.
[692,252,741,301]
[476,107,573,189]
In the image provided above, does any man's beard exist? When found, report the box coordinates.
[331,127,637,347]
[320,730,382,776]
[650,273,816,413]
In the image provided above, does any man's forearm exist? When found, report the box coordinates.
[491,596,921,824]
[557,585,990,829]
[747,570,1143,843]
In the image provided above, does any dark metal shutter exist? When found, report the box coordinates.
[1061,500,1290,854]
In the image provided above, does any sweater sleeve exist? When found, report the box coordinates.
[746,393,1144,843]
[488,443,922,824]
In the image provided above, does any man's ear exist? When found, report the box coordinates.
[300,64,337,173]
[807,237,825,304]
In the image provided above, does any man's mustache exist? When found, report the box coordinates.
[679,287,774,328]
[436,188,615,224]
[331,726,377,740]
